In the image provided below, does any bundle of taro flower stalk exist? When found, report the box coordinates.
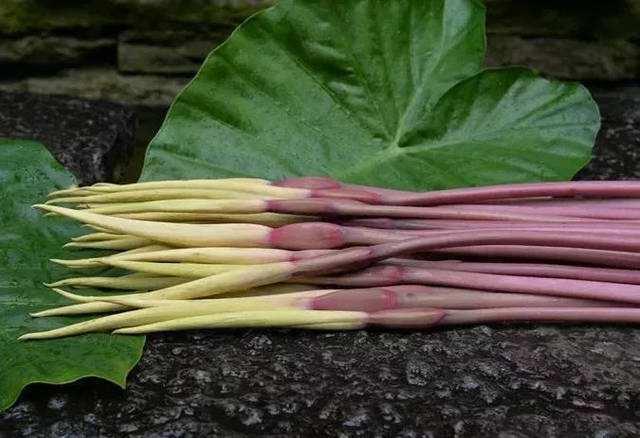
[20,177,640,340]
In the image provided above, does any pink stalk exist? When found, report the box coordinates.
[270,223,640,251]
[45,205,637,251]
[289,229,640,275]
[298,265,640,304]
[437,307,640,325]
[436,204,640,220]
[275,177,640,206]
[340,218,640,231]
[267,199,583,222]
[309,285,623,312]
[356,225,640,239]
[475,198,640,208]
[388,259,640,285]
[299,187,382,203]
[345,226,636,238]
[434,246,640,269]
[366,307,640,329]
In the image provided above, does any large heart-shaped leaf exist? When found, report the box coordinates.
[142,0,599,189]
[0,139,145,412]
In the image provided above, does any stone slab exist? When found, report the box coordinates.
[0,0,271,36]
[118,31,227,75]
[2,1,637,40]
[577,86,640,180]
[0,36,115,67]
[0,0,637,84]
[0,68,189,107]
[0,91,136,184]
[0,87,639,437]
[485,0,640,39]
[486,36,640,81]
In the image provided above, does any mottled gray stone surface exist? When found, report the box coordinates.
[0,36,115,67]
[485,37,640,80]
[118,31,228,75]
[576,86,640,180]
[0,87,639,437]
[0,91,136,184]
[3,327,640,437]
[0,68,189,107]
[0,1,638,109]
[0,0,269,35]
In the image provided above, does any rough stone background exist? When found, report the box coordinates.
[0,0,639,182]
[1,1,640,436]
[0,92,135,184]
[0,0,638,108]
[0,79,639,438]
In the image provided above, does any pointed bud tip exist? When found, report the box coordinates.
[49,258,87,267]
[51,288,97,303]
[44,199,65,205]
[51,287,73,297]
[30,309,62,317]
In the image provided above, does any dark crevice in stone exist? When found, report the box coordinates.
[0,36,118,80]
[0,91,136,184]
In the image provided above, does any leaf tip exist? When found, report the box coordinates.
[51,287,77,299]
[52,287,94,303]
[111,328,132,335]
[29,307,65,317]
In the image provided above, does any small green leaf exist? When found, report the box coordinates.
[0,139,144,412]
[142,0,599,188]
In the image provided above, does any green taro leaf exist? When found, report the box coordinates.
[0,139,145,412]
[142,0,599,189]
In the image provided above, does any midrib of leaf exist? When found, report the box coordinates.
[392,8,448,148]
[326,2,483,182]
[144,0,488,184]
[216,37,370,146]
[410,122,595,154]
[337,119,593,181]
[330,3,396,140]
[264,2,454,146]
